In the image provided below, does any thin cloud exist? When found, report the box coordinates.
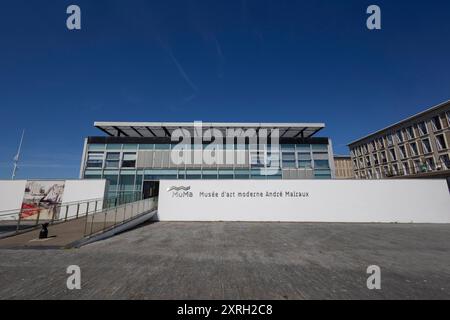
[157,37,198,92]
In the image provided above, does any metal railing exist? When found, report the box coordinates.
[0,197,105,234]
[0,191,147,235]
[83,196,158,238]
[104,191,144,208]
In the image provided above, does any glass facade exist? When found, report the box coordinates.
[83,142,333,198]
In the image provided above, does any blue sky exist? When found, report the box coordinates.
[1,0,450,179]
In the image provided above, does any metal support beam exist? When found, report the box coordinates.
[146,127,157,137]
[113,126,128,137]
[162,127,171,137]
[131,126,143,137]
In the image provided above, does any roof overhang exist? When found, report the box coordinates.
[94,122,326,139]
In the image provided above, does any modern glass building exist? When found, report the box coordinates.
[80,122,335,198]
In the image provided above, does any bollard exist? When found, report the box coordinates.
[39,223,49,239]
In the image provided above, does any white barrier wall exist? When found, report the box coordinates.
[0,180,27,219]
[0,179,108,220]
[60,180,108,219]
[158,179,450,223]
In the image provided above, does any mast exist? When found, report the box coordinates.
[11,130,25,180]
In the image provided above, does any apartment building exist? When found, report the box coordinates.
[333,155,355,179]
[348,100,450,179]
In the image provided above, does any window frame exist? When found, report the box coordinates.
[435,134,448,151]
[121,152,137,168]
[431,115,443,131]
[418,121,428,136]
[86,152,104,169]
[421,138,433,154]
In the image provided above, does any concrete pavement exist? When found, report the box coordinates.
[0,222,449,299]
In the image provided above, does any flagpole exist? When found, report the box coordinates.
[11,130,25,180]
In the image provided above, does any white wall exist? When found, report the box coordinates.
[60,180,108,219]
[0,179,108,220]
[158,179,450,223]
[0,180,27,219]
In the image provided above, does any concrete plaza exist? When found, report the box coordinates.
[0,222,449,299]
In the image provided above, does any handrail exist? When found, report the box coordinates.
[0,191,147,236]
[83,196,158,238]
[0,197,105,217]
[0,191,143,218]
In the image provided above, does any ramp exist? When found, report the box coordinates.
[0,197,158,249]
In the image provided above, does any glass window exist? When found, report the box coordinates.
[399,145,407,159]
[155,144,171,150]
[106,144,122,150]
[135,174,143,192]
[402,162,410,175]
[251,169,267,179]
[392,164,399,175]
[373,153,379,165]
[88,144,105,151]
[86,152,104,168]
[251,152,265,168]
[431,116,442,131]
[139,144,154,150]
[122,153,137,168]
[396,130,403,143]
[446,111,450,126]
[282,152,296,168]
[282,160,296,168]
[119,175,136,192]
[425,157,436,171]
[314,169,331,179]
[282,152,296,161]
[122,144,138,150]
[418,122,428,135]
[387,135,393,146]
[104,174,119,193]
[296,144,311,152]
[439,154,450,170]
[298,160,312,168]
[370,141,376,152]
[297,153,311,160]
[410,142,419,156]
[202,170,218,179]
[436,134,447,151]
[235,169,250,179]
[406,127,415,140]
[422,139,432,153]
[381,151,387,163]
[311,144,328,152]
[186,170,202,179]
[377,138,384,149]
[105,152,120,168]
[281,144,295,151]
[314,160,330,169]
[218,170,234,179]
[84,174,102,179]
[389,148,397,161]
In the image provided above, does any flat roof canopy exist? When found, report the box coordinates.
[94,122,325,139]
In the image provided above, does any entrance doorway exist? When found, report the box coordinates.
[143,181,160,199]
